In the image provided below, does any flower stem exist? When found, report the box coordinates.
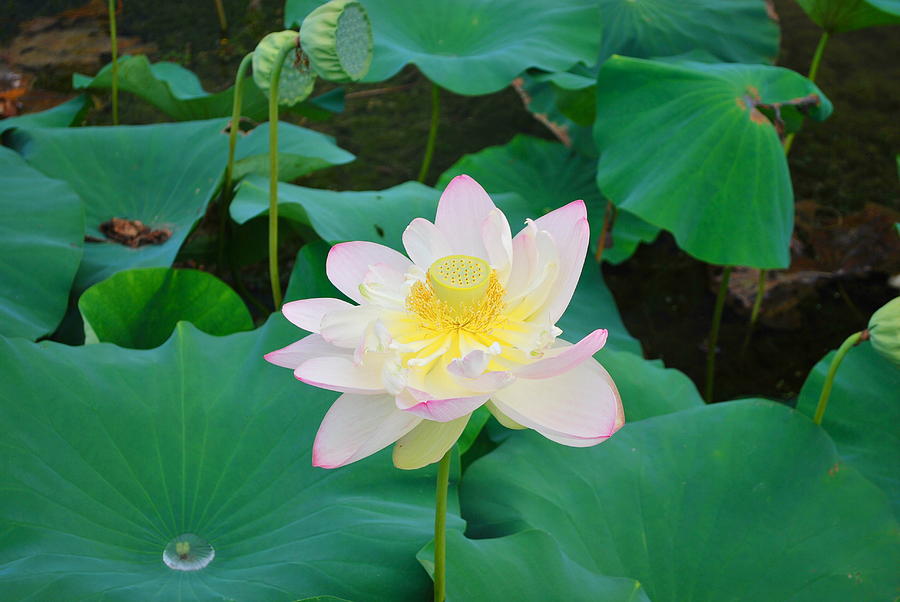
[813,330,866,425]
[218,52,252,271]
[267,37,298,310]
[705,266,732,403]
[740,268,767,357]
[594,202,617,263]
[417,82,440,183]
[433,449,451,602]
[107,0,119,125]
[213,0,228,34]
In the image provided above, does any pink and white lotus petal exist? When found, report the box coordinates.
[282,297,353,333]
[264,334,350,369]
[529,200,590,323]
[326,241,412,303]
[491,356,622,443]
[434,175,497,259]
[319,304,381,348]
[396,387,490,422]
[482,208,513,281]
[392,414,470,470]
[295,355,386,395]
[403,217,452,268]
[514,329,608,380]
[313,393,422,468]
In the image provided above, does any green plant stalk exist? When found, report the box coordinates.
[813,330,864,425]
[214,0,228,34]
[266,38,298,310]
[417,83,440,183]
[705,266,732,403]
[217,53,253,271]
[746,30,831,337]
[433,449,451,602]
[108,0,119,125]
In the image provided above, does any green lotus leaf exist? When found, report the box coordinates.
[78,267,253,349]
[418,530,649,601]
[797,0,900,32]
[231,120,355,182]
[253,31,316,107]
[797,341,900,517]
[594,56,833,268]
[516,71,598,158]
[462,400,900,600]
[0,317,463,600]
[437,134,659,265]
[0,95,88,136]
[287,0,602,95]
[73,55,345,122]
[0,147,83,340]
[596,0,780,63]
[230,176,640,353]
[300,0,374,82]
[7,119,229,291]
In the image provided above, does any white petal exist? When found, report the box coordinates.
[482,208,513,283]
[295,355,386,395]
[434,175,496,259]
[392,415,469,470]
[403,217,452,268]
[530,200,590,323]
[326,241,412,303]
[319,304,381,348]
[313,393,422,468]
[396,390,489,422]
[282,298,352,333]
[263,334,349,369]
[491,356,622,442]
[514,330,608,379]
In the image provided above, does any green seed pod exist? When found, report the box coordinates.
[300,0,373,83]
[252,30,316,107]
[868,296,900,367]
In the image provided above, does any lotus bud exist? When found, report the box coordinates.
[252,30,316,106]
[868,297,900,367]
[300,0,373,83]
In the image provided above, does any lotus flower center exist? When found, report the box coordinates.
[406,255,505,334]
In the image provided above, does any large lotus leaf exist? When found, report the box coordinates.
[797,0,900,32]
[417,530,649,601]
[437,134,659,264]
[0,147,83,340]
[73,56,345,122]
[287,0,602,95]
[78,267,253,349]
[231,176,640,353]
[0,318,464,600]
[596,0,780,63]
[462,400,900,600]
[594,57,833,268]
[232,121,355,182]
[8,119,229,290]
[797,341,900,517]
[0,95,88,136]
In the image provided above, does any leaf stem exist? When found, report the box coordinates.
[594,202,617,263]
[433,449,451,602]
[417,82,440,183]
[107,0,118,125]
[813,330,866,425]
[740,268,767,356]
[213,0,228,34]
[705,266,732,403]
[267,37,298,310]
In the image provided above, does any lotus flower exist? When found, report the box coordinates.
[265,175,624,469]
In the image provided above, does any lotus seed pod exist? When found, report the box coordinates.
[252,30,316,107]
[300,0,373,83]
[868,297,900,367]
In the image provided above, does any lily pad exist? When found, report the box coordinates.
[287,0,602,95]
[8,119,229,290]
[796,0,900,33]
[0,95,88,136]
[231,176,640,353]
[437,134,659,264]
[797,341,900,517]
[594,56,833,268]
[78,267,253,349]
[0,318,463,600]
[418,530,650,601]
[0,147,83,340]
[596,0,780,63]
[462,400,900,600]
[72,56,345,122]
